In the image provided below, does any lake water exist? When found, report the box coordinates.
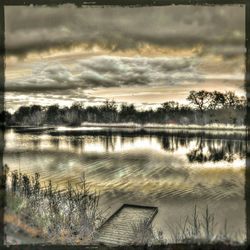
[4,127,246,242]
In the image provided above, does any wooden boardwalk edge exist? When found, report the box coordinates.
[95,204,158,246]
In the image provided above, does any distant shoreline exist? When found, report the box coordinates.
[7,123,247,133]
[79,122,247,131]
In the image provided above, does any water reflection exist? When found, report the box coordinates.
[4,128,245,195]
[3,128,246,240]
[185,138,245,163]
[7,129,245,164]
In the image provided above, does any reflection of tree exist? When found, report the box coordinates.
[50,137,60,148]
[187,138,207,163]
[158,133,245,163]
[69,137,84,150]
[31,138,41,148]
[104,136,116,152]
[161,135,190,152]
[179,137,188,147]
[187,138,245,163]
[22,129,246,164]
[162,136,170,151]
[187,141,232,163]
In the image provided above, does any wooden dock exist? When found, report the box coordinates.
[95,204,158,246]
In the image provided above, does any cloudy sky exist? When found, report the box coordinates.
[4,5,245,112]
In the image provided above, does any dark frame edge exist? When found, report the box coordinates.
[245,0,250,246]
[0,1,249,249]
[0,0,5,248]
[1,0,248,6]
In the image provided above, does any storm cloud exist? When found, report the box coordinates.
[6,63,77,92]
[7,53,245,95]
[5,5,245,57]
[6,56,201,92]
[4,5,245,111]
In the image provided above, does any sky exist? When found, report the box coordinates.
[4,4,245,112]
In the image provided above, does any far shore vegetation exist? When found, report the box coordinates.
[4,166,245,245]
[1,90,247,127]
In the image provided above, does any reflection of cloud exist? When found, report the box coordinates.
[4,148,244,200]
[4,129,245,200]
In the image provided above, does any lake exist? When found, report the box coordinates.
[4,127,246,242]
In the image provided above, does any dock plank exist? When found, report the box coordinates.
[95,204,158,246]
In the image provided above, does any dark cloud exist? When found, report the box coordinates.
[5,5,245,57]
[6,63,77,92]
[78,56,200,87]
[6,56,200,92]
[7,54,244,95]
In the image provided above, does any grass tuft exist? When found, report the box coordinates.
[4,165,103,244]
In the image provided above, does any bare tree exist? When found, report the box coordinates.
[224,91,240,109]
[187,91,211,112]
[208,91,225,110]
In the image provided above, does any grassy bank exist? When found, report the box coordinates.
[77,122,246,131]
[166,205,244,244]
[4,166,104,245]
[4,166,245,245]
[130,205,244,245]
[9,122,246,133]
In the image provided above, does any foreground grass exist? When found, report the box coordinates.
[4,166,104,245]
[167,205,244,244]
[131,205,244,245]
[3,165,245,245]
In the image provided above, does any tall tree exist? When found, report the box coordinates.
[29,105,45,126]
[208,91,226,110]
[99,100,118,122]
[46,105,60,124]
[14,106,31,125]
[119,104,137,122]
[224,91,240,109]
[161,101,179,111]
[187,90,211,112]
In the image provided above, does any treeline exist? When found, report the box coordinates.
[1,90,247,127]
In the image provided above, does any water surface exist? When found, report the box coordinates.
[4,128,246,242]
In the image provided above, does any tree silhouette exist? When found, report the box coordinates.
[46,105,60,124]
[187,90,211,112]
[224,91,240,109]
[161,101,179,111]
[119,104,137,122]
[2,90,246,127]
[208,91,226,110]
